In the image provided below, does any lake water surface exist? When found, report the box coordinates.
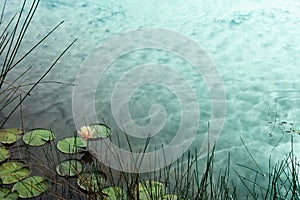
[3,0,300,198]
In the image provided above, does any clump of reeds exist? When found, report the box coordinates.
[4,121,300,199]
[0,0,75,128]
[236,136,300,200]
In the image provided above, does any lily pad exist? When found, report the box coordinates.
[0,161,30,184]
[12,176,48,198]
[0,147,9,162]
[77,171,107,193]
[0,131,17,145]
[0,188,18,200]
[3,128,23,135]
[89,124,112,139]
[57,137,87,154]
[56,159,83,177]
[0,128,23,145]
[102,186,127,200]
[134,180,166,200]
[23,129,55,146]
[159,194,179,200]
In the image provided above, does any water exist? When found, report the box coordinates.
[2,0,300,198]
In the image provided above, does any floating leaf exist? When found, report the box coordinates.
[77,171,107,193]
[0,131,17,145]
[0,161,30,184]
[12,176,48,198]
[23,129,55,146]
[56,159,83,177]
[159,194,179,200]
[57,137,87,154]
[134,180,166,200]
[0,188,18,200]
[89,124,112,139]
[0,147,9,162]
[102,186,127,200]
[3,128,23,135]
[0,128,23,145]
[0,188,10,196]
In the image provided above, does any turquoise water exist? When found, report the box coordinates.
[3,0,300,197]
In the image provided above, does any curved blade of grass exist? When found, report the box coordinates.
[0,38,77,128]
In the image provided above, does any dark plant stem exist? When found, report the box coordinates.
[1,38,77,128]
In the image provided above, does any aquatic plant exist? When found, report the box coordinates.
[102,186,128,200]
[2,121,300,199]
[57,136,87,154]
[1,1,299,199]
[0,124,107,199]
[90,124,112,139]
[0,0,76,128]
[77,125,94,140]
[0,146,8,162]
[134,180,166,199]
[12,176,48,198]
[0,128,22,145]
[0,188,18,200]
[23,128,55,146]
[236,136,300,200]
[77,171,107,193]
[77,124,112,140]
[56,159,83,177]
[0,161,30,184]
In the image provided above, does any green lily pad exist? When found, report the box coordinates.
[0,161,30,184]
[102,186,127,200]
[57,137,87,154]
[56,159,83,177]
[77,171,107,193]
[0,188,18,200]
[3,128,23,135]
[134,180,166,200]
[0,128,23,145]
[0,147,9,162]
[23,129,55,146]
[0,131,17,145]
[159,194,179,200]
[12,176,48,198]
[89,124,112,139]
